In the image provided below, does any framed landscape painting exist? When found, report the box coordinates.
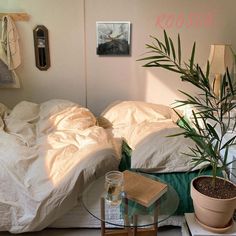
[96,21,131,56]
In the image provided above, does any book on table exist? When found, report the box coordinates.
[123,170,168,207]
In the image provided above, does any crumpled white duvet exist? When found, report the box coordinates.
[100,100,206,173]
[0,100,118,233]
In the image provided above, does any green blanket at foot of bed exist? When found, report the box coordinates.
[119,141,222,215]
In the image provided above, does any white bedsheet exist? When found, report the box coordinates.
[0,100,118,233]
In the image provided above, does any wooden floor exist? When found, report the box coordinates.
[0,226,182,236]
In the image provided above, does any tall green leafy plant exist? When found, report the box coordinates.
[138,31,236,186]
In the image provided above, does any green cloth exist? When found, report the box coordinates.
[149,170,203,214]
[119,141,132,172]
[119,140,222,215]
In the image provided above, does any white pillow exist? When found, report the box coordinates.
[101,100,172,128]
[8,101,39,122]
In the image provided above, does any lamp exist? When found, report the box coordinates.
[208,44,235,98]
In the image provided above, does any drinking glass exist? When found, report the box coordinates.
[105,171,124,206]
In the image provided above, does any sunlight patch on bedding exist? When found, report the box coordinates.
[43,126,112,186]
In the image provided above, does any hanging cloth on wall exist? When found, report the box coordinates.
[0,15,21,88]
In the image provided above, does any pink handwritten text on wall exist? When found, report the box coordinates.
[156,12,214,29]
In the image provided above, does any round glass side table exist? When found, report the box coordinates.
[82,172,179,236]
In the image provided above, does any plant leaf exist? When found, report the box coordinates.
[226,68,234,95]
[221,135,236,150]
[206,123,219,141]
[169,37,176,61]
[178,34,181,65]
[163,30,170,56]
[190,42,196,72]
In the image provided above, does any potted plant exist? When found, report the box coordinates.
[138,31,236,232]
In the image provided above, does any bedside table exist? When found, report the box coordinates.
[82,173,179,236]
[184,213,236,236]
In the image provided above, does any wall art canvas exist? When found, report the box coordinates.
[96,21,131,55]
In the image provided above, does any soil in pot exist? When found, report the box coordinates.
[193,176,236,199]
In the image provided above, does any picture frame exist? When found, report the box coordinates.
[96,21,131,56]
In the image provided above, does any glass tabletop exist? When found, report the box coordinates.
[82,172,179,228]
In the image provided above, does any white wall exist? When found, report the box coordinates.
[0,0,236,115]
[0,0,86,108]
[85,0,236,114]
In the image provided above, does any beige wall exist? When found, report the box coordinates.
[85,0,236,114]
[0,0,236,115]
[0,0,86,107]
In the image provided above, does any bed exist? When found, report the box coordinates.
[96,100,213,216]
[0,99,211,233]
[51,100,208,231]
[97,100,205,172]
[0,99,119,233]
[49,100,205,231]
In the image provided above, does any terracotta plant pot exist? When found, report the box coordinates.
[191,176,236,230]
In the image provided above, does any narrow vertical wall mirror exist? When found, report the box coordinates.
[33,25,50,70]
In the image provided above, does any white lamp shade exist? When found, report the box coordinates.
[208,44,234,74]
